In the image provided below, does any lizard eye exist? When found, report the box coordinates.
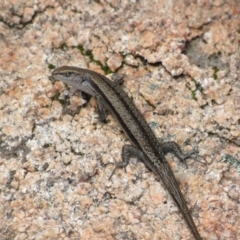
[65,72,73,77]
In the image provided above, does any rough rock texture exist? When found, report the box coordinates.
[0,1,240,240]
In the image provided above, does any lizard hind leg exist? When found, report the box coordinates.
[108,144,147,179]
[161,141,202,167]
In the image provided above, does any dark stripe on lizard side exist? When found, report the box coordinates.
[86,71,164,158]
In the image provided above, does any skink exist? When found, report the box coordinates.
[51,66,202,240]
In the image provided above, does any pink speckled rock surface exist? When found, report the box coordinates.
[0,1,240,239]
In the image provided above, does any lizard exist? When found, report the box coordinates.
[50,66,202,240]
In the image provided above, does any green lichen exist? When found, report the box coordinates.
[51,92,61,101]
[185,78,203,102]
[77,44,112,74]
[60,43,67,51]
[43,143,51,148]
[48,63,55,70]
[51,92,68,105]
[222,154,240,173]
[212,66,219,80]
